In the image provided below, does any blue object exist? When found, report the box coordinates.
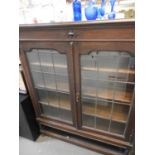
[108,0,116,20]
[98,0,105,19]
[85,1,98,20]
[110,0,116,12]
[108,11,116,19]
[73,0,82,21]
[99,7,105,16]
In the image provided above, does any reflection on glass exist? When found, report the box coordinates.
[114,83,134,102]
[31,71,44,88]
[82,97,96,116]
[83,115,95,128]
[110,121,126,135]
[82,78,97,97]
[37,89,48,105]
[97,81,115,101]
[43,73,56,90]
[81,51,134,135]
[53,53,68,75]
[48,91,59,108]
[26,49,72,123]
[111,104,129,122]
[56,75,69,92]
[26,49,41,71]
[96,118,110,131]
[96,100,112,119]
[59,93,70,110]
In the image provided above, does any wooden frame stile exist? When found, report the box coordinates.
[124,92,135,142]
[68,41,79,128]
[19,45,41,117]
[74,41,83,129]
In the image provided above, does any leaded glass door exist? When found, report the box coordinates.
[75,42,135,138]
[23,42,75,125]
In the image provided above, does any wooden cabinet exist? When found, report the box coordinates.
[19,19,135,155]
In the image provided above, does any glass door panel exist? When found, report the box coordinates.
[26,49,72,123]
[80,51,134,136]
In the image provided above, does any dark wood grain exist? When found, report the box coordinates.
[37,116,132,148]
[20,19,135,42]
[19,20,135,154]
[19,47,41,117]
[40,129,127,155]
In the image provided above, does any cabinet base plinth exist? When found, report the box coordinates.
[40,124,130,155]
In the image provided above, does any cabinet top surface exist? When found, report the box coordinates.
[19,19,135,29]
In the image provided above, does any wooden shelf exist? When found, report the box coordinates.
[83,89,133,103]
[82,102,129,123]
[39,94,71,111]
[110,121,126,135]
[83,114,126,135]
[36,84,68,93]
[31,69,68,77]
[41,104,72,123]
[36,86,69,95]
[82,77,135,85]
[39,93,129,123]
[31,62,134,75]
[83,102,111,120]
[38,87,130,123]
[32,63,67,69]
[82,96,131,106]
[111,104,129,122]
[82,67,135,75]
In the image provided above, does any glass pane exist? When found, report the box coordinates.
[82,78,97,97]
[60,109,72,122]
[56,75,69,92]
[81,54,97,80]
[114,83,134,103]
[40,104,61,119]
[96,100,112,119]
[31,71,44,88]
[83,115,95,128]
[111,104,129,122]
[96,118,110,131]
[43,73,57,90]
[110,121,126,135]
[59,93,71,110]
[26,49,41,71]
[81,51,134,136]
[37,89,48,105]
[26,49,72,124]
[97,81,115,101]
[38,51,55,73]
[53,52,68,75]
[82,97,96,116]
[59,93,72,122]
[48,91,59,108]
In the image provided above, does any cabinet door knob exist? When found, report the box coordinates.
[70,42,73,46]
[76,93,80,103]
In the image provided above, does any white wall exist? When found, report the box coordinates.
[19,0,135,24]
